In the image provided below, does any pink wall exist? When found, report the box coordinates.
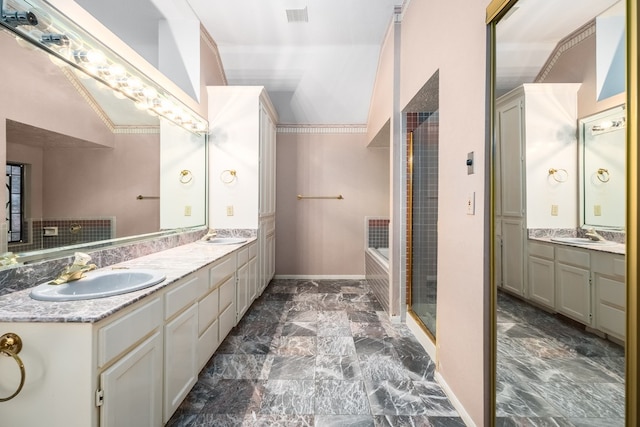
[42,133,160,238]
[399,0,489,424]
[366,24,395,145]
[275,131,389,276]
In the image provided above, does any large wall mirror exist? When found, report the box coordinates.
[490,0,629,424]
[0,0,207,267]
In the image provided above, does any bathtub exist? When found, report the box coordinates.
[365,247,390,312]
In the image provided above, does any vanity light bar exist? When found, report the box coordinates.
[591,117,626,133]
[0,0,208,134]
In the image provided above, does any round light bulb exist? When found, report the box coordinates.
[86,49,106,65]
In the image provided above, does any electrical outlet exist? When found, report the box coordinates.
[594,205,602,216]
[551,205,558,216]
[184,205,192,216]
[466,192,475,215]
[226,205,234,216]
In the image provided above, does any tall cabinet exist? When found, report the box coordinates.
[495,83,580,296]
[207,86,278,295]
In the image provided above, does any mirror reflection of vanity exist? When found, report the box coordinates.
[492,0,628,423]
[0,0,207,269]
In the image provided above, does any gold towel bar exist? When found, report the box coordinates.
[297,194,344,200]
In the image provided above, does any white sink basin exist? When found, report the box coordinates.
[550,237,617,246]
[203,237,247,245]
[30,269,166,301]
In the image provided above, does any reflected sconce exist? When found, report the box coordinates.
[548,168,568,183]
[220,169,237,184]
[596,168,610,183]
[179,170,193,184]
[0,0,208,135]
[591,117,625,134]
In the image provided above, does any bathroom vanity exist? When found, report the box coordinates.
[527,238,625,341]
[0,239,259,427]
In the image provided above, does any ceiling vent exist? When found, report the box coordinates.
[286,7,308,23]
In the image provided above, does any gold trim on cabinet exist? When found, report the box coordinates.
[626,0,638,423]
[485,0,518,23]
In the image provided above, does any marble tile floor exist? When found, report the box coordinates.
[167,279,465,427]
[496,291,625,426]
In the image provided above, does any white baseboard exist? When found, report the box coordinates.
[406,313,436,360]
[435,371,476,427]
[273,275,366,280]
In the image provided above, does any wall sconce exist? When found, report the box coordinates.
[0,0,208,135]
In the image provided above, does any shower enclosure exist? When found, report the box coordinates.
[407,110,439,338]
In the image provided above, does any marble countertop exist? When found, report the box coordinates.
[529,236,625,255]
[0,238,256,324]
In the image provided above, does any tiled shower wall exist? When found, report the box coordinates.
[367,217,390,249]
[10,218,114,253]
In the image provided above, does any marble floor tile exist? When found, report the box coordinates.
[168,279,458,426]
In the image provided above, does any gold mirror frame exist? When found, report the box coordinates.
[486,0,638,424]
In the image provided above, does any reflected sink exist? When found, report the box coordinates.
[550,237,617,246]
[203,237,247,245]
[30,269,166,301]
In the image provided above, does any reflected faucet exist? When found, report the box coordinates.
[49,252,97,285]
[585,228,607,242]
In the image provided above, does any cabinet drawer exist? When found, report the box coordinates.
[248,242,257,259]
[592,252,625,278]
[198,288,219,335]
[219,304,235,341]
[98,297,162,367]
[198,319,219,370]
[209,255,235,289]
[219,276,235,312]
[237,247,249,266]
[528,241,554,259]
[556,246,590,268]
[165,274,200,320]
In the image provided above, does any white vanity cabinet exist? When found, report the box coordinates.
[592,252,626,340]
[495,84,580,296]
[0,247,259,427]
[555,246,592,324]
[527,241,555,309]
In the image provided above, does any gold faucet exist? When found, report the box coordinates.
[49,252,97,285]
[585,228,607,242]
[200,228,218,241]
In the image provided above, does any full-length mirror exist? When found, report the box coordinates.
[492,0,627,424]
[0,0,207,267]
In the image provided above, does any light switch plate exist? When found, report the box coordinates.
[551,205,558,216]
[466,192,475,215]
[594,205,602,216]
[184,205,192,216]
[226,205,234,216]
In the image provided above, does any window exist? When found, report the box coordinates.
[6,163,25,243]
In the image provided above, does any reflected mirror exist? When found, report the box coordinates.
[580,105,626,228]
[0,0,207,266]
[493,0,627,423]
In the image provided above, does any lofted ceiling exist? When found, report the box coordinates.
[73,0,623,125]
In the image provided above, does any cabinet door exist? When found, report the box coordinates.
[528,256,555,308]
[100,331,163,427]
[164,304,198,422]
[556,263,591,324]
[497,99,525,218]
[501,219,525,296]
[237,262,249,321]
[593,273,625,340]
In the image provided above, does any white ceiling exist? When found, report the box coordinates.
[187,0,402,125]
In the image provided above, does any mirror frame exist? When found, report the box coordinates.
[486,0,638,424]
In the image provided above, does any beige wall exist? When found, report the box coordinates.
[398,0,489,424]
[275,131,389,276]
[366,24,395,145]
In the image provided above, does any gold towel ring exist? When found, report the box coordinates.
[548,168,568,183]
[220,169,237,184]
[597,168,610,183]
[179,170,193,184]
[0,333,25,402]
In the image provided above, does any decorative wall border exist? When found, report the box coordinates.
[276,125,368,134]
[536,20,596,83]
